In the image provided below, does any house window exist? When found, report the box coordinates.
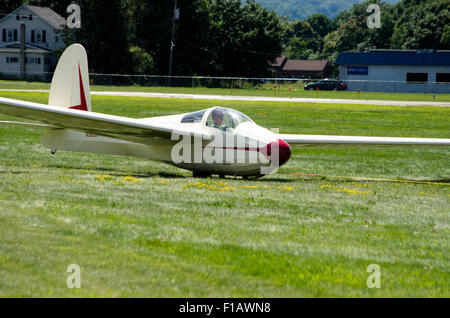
[31,30,46,43]
[436,73,450,83]
[406,73,428,83]
[6,57,19,63]
[16,14,20,20]
[26,57,41,64]
[29,14,33,21]
[2,29,17,42]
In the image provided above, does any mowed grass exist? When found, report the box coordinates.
[0,91,449,297]
[1,79,450,102]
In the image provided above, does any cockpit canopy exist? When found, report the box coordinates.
[180,107,254,129]
[180,109,206,124]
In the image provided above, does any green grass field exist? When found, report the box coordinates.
[1,79,450,102]
[0,91,449,297]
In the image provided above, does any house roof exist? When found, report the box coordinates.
[25,5,66,29]
[272,56,287,68]
[0,5,66,30]
[0,47,51,54]
[282,60,329,72]
[336,50,450,66]
[0,41,52,52]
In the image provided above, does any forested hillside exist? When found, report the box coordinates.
[254,0,401,20]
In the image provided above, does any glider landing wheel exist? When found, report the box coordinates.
[193,172,210,178]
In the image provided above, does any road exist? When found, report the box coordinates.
[1,89,449,107]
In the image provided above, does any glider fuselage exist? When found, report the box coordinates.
[40,108,291,177]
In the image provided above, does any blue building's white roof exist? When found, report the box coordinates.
[336,50,450,66]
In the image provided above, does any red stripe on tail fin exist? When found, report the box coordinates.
[69,64,88,111]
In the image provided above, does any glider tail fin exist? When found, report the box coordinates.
[48,43,91,111]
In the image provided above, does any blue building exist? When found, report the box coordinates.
[336,50,450,93]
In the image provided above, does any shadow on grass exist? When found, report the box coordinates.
[0,166,297,182]
[280,172,450,185]
[42,164,301,182]
[2,164,188,179]
[2,167,448,185]
[253,176,299,183]
[341,178,450,184]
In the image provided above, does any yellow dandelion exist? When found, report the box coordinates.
[241,185,260,189]
[124,176,139,183]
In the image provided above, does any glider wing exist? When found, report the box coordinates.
[277,134,450,146]
[0,97,209,145]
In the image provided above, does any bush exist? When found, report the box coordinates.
[129,46,155,75]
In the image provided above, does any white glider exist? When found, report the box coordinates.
[0,44,449,178]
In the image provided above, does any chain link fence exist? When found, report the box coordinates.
[1,70,449,94]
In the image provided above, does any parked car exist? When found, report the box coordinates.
[304,79,347,91]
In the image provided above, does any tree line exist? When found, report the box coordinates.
[286,0,450,70]
[254,0,400,21]
[1,0,448,77]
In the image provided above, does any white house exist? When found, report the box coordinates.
[0,5,66,81]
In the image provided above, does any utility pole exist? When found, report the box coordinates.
[19,23,26,80]
[168,0,179,86]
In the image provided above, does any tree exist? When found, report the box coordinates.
[207,0,284,77]
[167,0,214,76]
[284,20,321,59]
[0,0,23,15]
[390,0,450,50]
[331,0,386,52]
[133,0,284,77]
[132,0,173,75]
[25,0,133,74]
[441,25,450,49]
[305,13,336,38]
[74,0,132,73]
[129,46,154,74]
[322,0,449,53]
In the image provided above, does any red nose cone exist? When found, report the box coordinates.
[260,139,291,167]
[276,139,291,167]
